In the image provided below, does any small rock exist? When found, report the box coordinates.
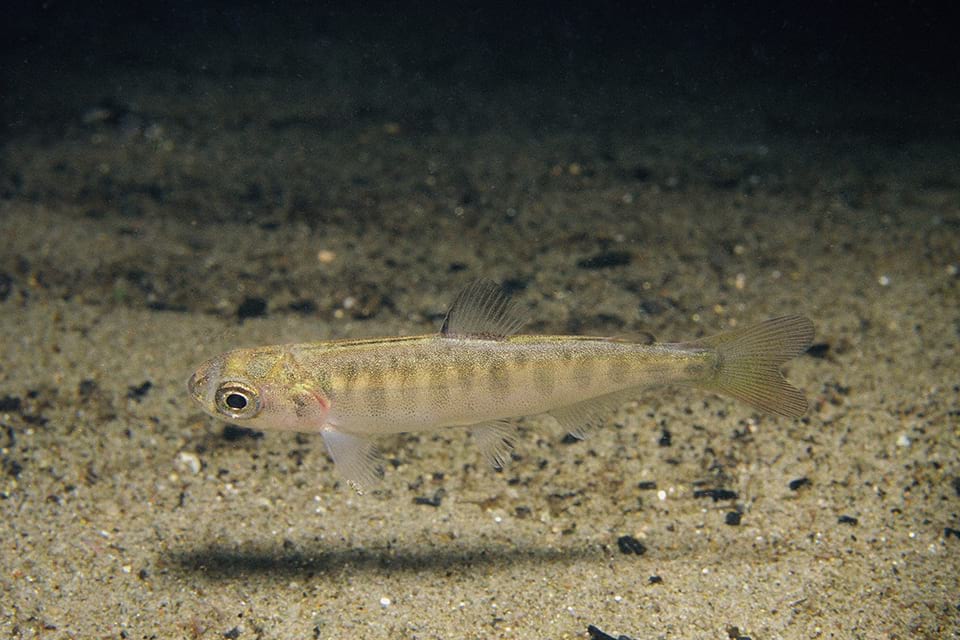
[5,459,24,478]
[0,272,11,301]
[413,488,445,507]
[693,488,738,501]
[725,511,742,526]
[658,428,672,447]
[639,299,666,315]
[77,380,98,400]
[288,299,317,314]
[577,251,632,270]
[126,381,152,401]
[805,343,830,359]
[587,624,636,640]
[237,297,268,320]
[175,452,201,475]
[616,535,647,555]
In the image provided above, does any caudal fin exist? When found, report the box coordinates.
[696,315,814,418]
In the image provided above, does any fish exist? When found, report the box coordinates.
[188,280,814,491]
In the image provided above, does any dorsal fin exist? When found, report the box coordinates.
[440,279,526,340]
[609,331,657,345]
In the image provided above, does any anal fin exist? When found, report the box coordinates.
[321,429,384,493]
[548,388,640,440]
[471,420,518,470]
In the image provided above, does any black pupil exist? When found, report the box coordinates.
[225,393,248,410]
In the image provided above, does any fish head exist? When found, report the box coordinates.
[187,347,330,433]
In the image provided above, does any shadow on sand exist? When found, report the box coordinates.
[165,538,608,580]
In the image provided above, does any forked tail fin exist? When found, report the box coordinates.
[696,315,814,418]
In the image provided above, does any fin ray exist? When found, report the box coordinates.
[441,279,526,340]
[471,420,518,469]
[549,388,639,440]
[321,429,384,492]
[696,315,814,418]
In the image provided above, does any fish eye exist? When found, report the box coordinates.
[225,393,247,410]
[215,382,261,419]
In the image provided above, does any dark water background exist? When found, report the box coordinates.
[2,1,956,318]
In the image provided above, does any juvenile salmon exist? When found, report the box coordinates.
[188,280,814,490]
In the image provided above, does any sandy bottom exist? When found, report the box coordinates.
[1,14,958,640]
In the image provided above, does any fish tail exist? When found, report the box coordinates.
[696,315,814,418]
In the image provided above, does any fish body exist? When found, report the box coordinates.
[189,280,814,489]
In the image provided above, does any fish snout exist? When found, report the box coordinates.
[187,365,213,405]
[187,370,202,401]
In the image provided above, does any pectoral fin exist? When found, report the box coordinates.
[321,429,384,493]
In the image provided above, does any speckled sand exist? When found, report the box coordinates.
[1,7,958,639]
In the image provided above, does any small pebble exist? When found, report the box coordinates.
[126,381,152,401]
[237,297,268,320]
[0,272,10,301]
[805,343,830,359]
[726,625,753,640]
[694,488,738,501]
[175,452,201,475]
[586,624,636,640]
[413,488,445,507]
[616,535,647,555]
[658,428,672,447]
[838,515,858,525]
[725,511,742,526]
[788,477,811,491]
[577,251,632,270]
[0,395,21,412]
[379,597,391,608]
